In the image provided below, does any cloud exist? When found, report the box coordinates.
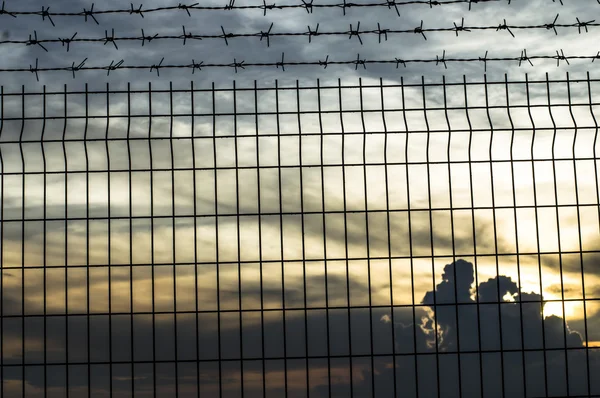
[0,0,597,89]
[339,259,599,398]
[1,2,599,396]
[1,257,598,397]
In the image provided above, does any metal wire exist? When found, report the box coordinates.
[4,50,598,81]
[0,0,512,24]
[1,75,599,397]
[2,16,596,52]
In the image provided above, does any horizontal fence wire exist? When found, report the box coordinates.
[1,74,600,397]
[0,1,591,83]
[0,0,511,25]
[3,49,599,81]
[3,15,596,52]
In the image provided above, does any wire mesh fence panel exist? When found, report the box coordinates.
[1,75,600,397]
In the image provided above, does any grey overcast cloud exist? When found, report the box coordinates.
[0,0,599,87]
[1,0,600,397]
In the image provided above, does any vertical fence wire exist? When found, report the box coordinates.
[19,85,26,398]
[359,78,376,398]
[568,72,592,397]
[0,85,4,398]
[522,75,547,397]
[84,82,90,398]
[481,74,492,398]
[274,79,288,398]
[584,72,597,397]
[127,81,135,398]
[421,77,442,398]
[380,77,399,398]
[317,78,332,398]
[524,74,551,397]
[400,76,420,398]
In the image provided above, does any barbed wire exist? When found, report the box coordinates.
[3,49,596,81]
[0,0,518,26]
[2,15,595,53]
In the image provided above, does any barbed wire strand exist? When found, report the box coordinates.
[3,49,596,81]
[3,15,595,52]
[0,0,519,26]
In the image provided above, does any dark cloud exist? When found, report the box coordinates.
[3,259,597,397]
[340,259,600,398]
[0,0,596,89]
[1,2,599,397]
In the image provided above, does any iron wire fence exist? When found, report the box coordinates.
[0,74,600,397]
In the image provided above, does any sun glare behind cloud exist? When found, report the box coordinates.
[542,296,577,319]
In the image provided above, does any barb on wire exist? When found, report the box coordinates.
[130,3,144,17]
[4,18,599,52]
[259,23,273,47]
[0,0,517,21]
[518,49,534,67]
[338,0,354,16]
[225,0,236,10]
[555,49,569,66]
[69,58,87,78]
[496,19,515,37]
[349,22,363,45]
[40,6,55,26]
[436,50,447,68]
[307,23,319,43]
[181,26,201,45]
[319,55,329,69]
[545,14,560,35]
[3,49,599,80]
[576,17,595,34]
[104,28,118,49]
[376,23,389,43]
[231,58,245,73]
[178,2,198,16]
[82,4,99,25]
[150,57,164,76]
[261,0,276,16]
[354,53,367,70]
[105,59,124,76]
[415,20,427,40]
[141,29,158,46]
[553,0,563,5]
[301,0,313,13]
[59,33,78,52]
[0,1,16,17]
[191,59,203,73]
[386,0,401,16]
[276,52,286,71]
[29,58,39,81]
[479,50,488,71]
[27,31,48,52]
[453,17,471,36]
[220,26,234,45]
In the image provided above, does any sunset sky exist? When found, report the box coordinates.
[1,0,600,397]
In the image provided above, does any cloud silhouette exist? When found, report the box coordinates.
[1,257,598,397]
[329,259,600,398]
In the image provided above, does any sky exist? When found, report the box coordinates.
[1,0,600,397]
